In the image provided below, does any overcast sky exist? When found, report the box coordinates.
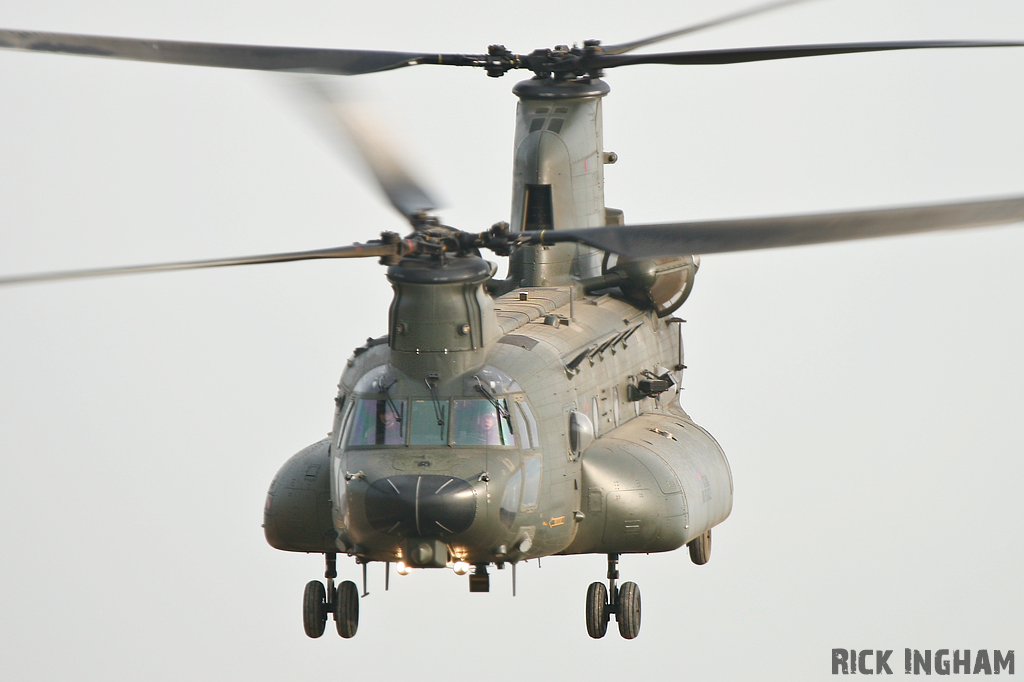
[1,1,1022,680]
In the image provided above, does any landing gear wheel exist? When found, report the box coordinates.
[585,582,610,639]
[688,529,711,565]
[302,580,328,638]
[616,581,641,639]
[335,580,359,638]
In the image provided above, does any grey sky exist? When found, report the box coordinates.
[1,1,1021,680]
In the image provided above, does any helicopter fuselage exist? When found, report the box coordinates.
[265,264,732,569]
[264,76,733,573]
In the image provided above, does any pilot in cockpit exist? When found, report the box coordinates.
[367,406,403,445]
[382,410,402,441]
[477,411,500,446]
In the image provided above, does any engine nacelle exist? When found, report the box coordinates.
[580,255,699,317]
[561,407,732,555]
[263,439,337,553]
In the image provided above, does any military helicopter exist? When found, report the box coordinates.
[1,0,1023,647]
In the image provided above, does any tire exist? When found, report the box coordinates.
[617,581,641,640]
[585,582,609,639]
[688,529,711,565]
[302,581,327,638]
[335,580,359,638]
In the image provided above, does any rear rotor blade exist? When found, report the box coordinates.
[592,39,1024,68]
[0,29,465,76]
[527,196,1024,258]
[0,241,406,287]
[600,0,817,56]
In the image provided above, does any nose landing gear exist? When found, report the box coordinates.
[302,553,361,639]
[585,553,641,639]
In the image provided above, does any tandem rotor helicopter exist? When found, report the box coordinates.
[2,0,1023,643]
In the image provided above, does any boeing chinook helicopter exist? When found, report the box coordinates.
[2,0,1023,644]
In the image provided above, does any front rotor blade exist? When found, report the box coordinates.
[600,0,817,56]
[0,241,405,287]
[592,39,1024,68]
[292,77,438,220]
[528,196,1024,258]
[0,29,456,75]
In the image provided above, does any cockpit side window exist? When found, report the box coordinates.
[518,400,538,449]
[511,404,530,449]
[347,398,405,446]
[520,456,542,510]
[334,398,353,449]
[512,401,535,448]
[499,468,522,530]
[452,398,516,446]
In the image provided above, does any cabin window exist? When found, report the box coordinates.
[451,398,516,446]
[347,399,404,446]
[409,399,447,445]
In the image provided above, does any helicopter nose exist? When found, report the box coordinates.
[364,474,477,538]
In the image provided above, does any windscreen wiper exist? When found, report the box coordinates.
[473,376,509,419]
[378,377,403,423]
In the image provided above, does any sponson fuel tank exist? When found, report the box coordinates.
[561,406,732,555]
[263,438,336,553]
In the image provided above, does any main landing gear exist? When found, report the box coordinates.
[688,529,711,565]
[302,553,360,639]
[585,553,641,639]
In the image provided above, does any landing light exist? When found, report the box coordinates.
[452,561,470,575]
[396,561,411,576]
